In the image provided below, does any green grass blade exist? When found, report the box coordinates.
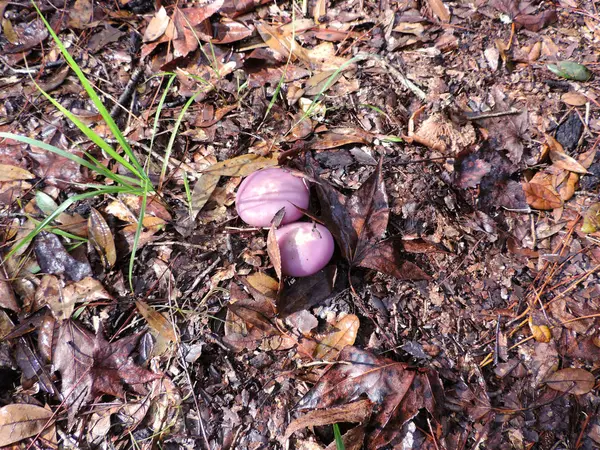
[0,132,136,186]
[149,74,177,156]
[333,424,345,450]
[32,85,146,182]
[6,186,137,259]
[32,2,148,182]
[128,183,149,291]
[159,90,204,189]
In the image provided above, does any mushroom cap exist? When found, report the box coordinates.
[236,168,309,227]
[275,222,335,277]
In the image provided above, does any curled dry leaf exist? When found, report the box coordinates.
[143,6,170,43]
[88,208,117,267]
[256,20,310,64]
[546,134,587,174]
[529,315,552,343]
[545,368,595,395]
[0,404,54,447]
[284,399,372,440]
[522,182,563,210]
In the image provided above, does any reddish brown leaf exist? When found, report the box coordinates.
[356,240,431,281]
[297,346,443,449]
[212,19,253,44]
[348,157,389,261]
[514,9,557,32]
[53,321,161,424]
[545,368,595,395]
[522,182,563,210]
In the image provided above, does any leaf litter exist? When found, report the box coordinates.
[0,0,600,447]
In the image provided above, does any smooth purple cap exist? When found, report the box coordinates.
[235,167,309,227]
[275,222,335,277]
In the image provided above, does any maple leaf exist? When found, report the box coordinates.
[307,155,430,281]
[53,320,161,424]
[292,346,443,448]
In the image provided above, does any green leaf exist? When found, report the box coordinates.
[547,61,592,81]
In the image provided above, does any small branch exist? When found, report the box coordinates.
[352,52,428,101]
[110,67,144,119]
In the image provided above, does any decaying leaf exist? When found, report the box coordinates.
[0,404,54,447]
[296,346,443,448]
[529,315,552,343]
[34,232,92,282]
[582,203,600,233]
[522,182,563,210]
[136,300,177,344]
[545,368,595,395]
[314,314,360,360]
[285,399,372,440]
[278,265,336,316]
[88,208,117,267]
[53,321,161,424]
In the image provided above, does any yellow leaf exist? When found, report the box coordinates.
[136,300,177,343]
[582,203,600,233]
[315,314,360,360]
[0,164,34,181]
[529,316,551,342]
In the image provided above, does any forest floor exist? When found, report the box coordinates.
[1,0,600,449]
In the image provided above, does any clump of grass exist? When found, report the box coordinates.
[0,4,178,288]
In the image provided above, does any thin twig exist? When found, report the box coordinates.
[353,52,427,101]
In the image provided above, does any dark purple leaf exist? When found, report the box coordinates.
[34,232,91,281]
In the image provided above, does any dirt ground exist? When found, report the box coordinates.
[1,0,600,448]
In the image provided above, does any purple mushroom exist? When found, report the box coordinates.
[275,222,334,277]
[235,167,309,227]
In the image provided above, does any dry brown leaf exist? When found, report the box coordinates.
[88,208,116,267]
[267,221,283,287]
[191,173,220,220]
[68,0,92,29]
[202,153,279,177]
[428,0,451,22]
[136,300,177,344]
[522,182,563,210]
[284,399,372,440]
[546,135,587,174]
[561,92,587,106]
[245,272,278,299]
[143,7,170,42]
[0,403,54,447]
[545,368,595,395]
[315,314,360,360]
[0,164,34,181]
[256,21,310,63]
